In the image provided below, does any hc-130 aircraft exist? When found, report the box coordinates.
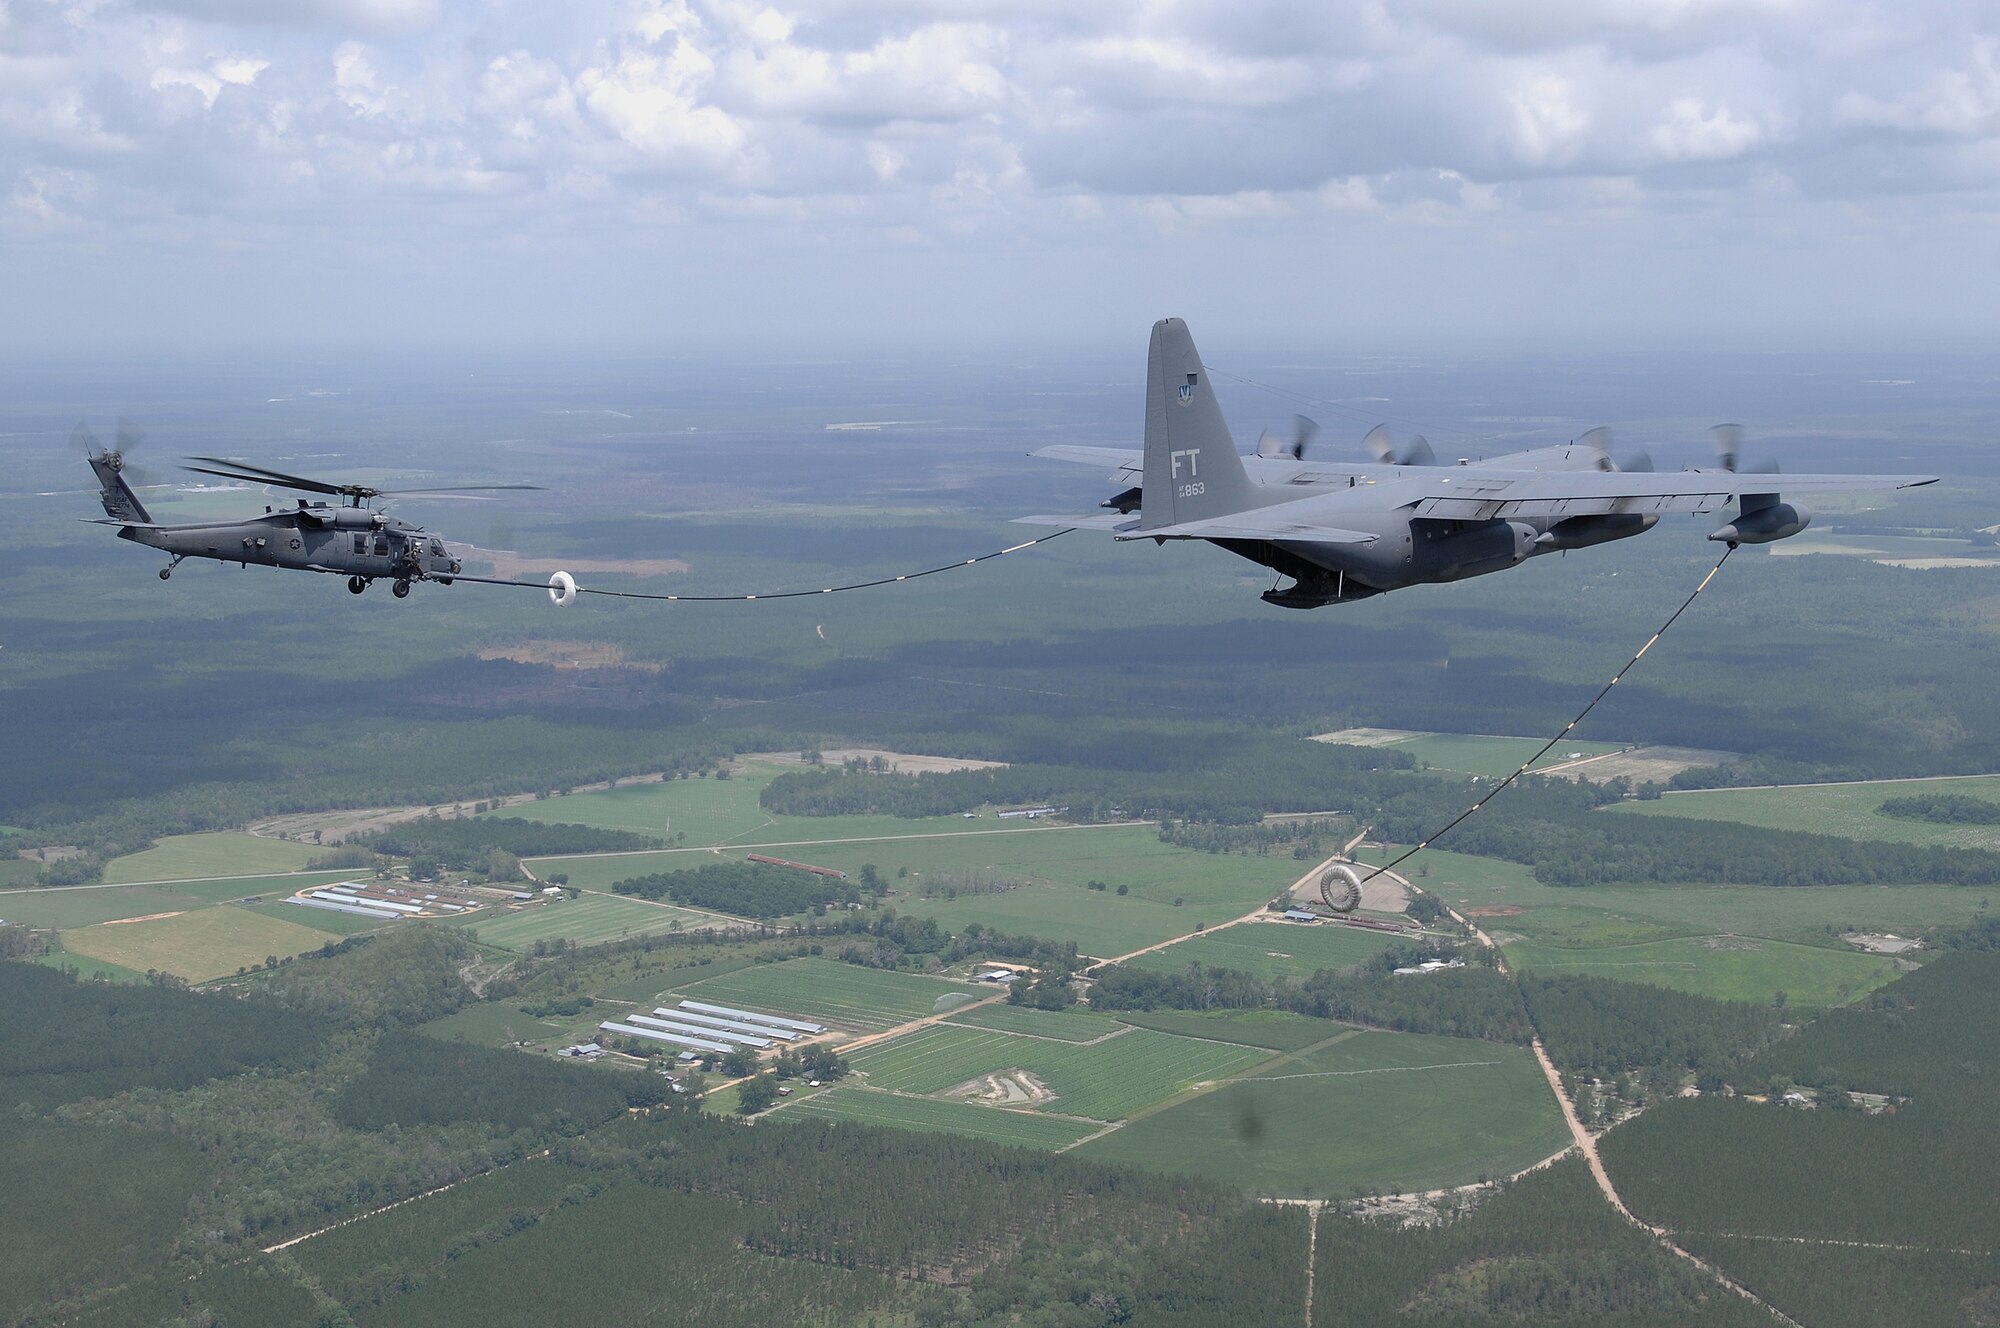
[1023,319,1938,608]
[79,425,537,598]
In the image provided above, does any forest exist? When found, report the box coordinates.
[360,814,664,867]
[1877,791,2000,823]
[333,1031,676,1132]
[612,859,869,917]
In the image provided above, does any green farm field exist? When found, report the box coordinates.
[670,957,987,1032]
[1110,1009,1337,1052]
[101,832,322,883]
[942,1003,1126,1042]
[1503,934,1900,1006]
[533,822,1297,954]
[845,1024,1272,1121]
[60,905,342,982]
[497,760,990,848]
[468,893,713,951]
[1076,1030,1570,1197]
[1123,919,1400,980]
[1389,733,1626,778]
[0,871,356,929]
[777,1086,1104,1149]
[1391,848,1989,947]
[1609,775,2000,849]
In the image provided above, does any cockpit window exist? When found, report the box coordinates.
[429,539,445,555]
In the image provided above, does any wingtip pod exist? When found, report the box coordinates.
[549,570,577,607]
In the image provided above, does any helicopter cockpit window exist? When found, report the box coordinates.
[428,539,445,556]
[372,535,389,557]
[352,534,366,555]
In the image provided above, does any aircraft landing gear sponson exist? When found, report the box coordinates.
[348,576,367,595]
[391,579,412,599]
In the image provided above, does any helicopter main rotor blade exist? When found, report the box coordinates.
[374,483,544,494]
[183,454,356,491]
[181,461,354,498]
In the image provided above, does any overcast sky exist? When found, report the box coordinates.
[5,0,1999,354]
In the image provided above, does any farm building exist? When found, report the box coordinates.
[652,1007,798,1042]
[995,806,1059,820]
[628,1013,772,1049]
[598,1021,734,1054]
[558,1043,603,1059]
[291,895,400,921]
[511,891,536,902]
[542,886,563,897]
[1282,909,1320,923]
[677,999,827,1035]
[979,969,1019,984]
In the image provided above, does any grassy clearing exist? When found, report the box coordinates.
[778,1086,1104,1149]
[418,1002,571,1048]
[60,905,341,982]
[1076,1030,1569,1198]
[1504,934,1899,1007]
[1111,1009,1339,1051]
[1610,775,2000,850]
[32,946,147,982]
[942,1003,1125,1042]
[1124,919,1399,980]
[0,859,40,887]
[469,893,715,951]
[846,1024,1273,1121]
[671,957,983,1032]
[101,832,321,883]
[1389,733,1626,778]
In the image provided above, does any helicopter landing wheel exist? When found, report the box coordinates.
[348,576,367,595]
[391,579,412,599]
[158,567,172,580]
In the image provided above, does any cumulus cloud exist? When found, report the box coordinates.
[3,0,1998,346]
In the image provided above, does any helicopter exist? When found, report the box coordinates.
[79,423,538,598]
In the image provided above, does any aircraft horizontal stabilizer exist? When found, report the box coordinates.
[1114,514,1377,544]
[1013,513,1141,532]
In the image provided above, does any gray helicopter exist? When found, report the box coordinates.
[80,424,536,598]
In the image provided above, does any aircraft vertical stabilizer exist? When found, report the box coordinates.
[87,450,153,526]
[1140,318,1256,531]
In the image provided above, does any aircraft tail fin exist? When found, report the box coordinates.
[86,447,152,525]
[1139,318,1257,531]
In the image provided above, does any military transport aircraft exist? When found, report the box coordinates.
[79,425,536,598]
[1023,319,1937,608]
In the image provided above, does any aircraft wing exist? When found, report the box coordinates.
[1030,445,1143,482]
[1102,488,1382,544]
[1396,467,1937,521]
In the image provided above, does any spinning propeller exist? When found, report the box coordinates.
[1710,423,1779,475]
[1576,425,1655,474]
[1360,423,1436,467]
[1255,414,1320,460]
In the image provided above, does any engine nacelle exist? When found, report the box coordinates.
[1534,512,1658,551]
[1710,500,1810,545]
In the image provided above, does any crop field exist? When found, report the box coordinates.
[1392,848,1990,947]
[1076,1031,1570,1197]
[1317,730,1625,778]
[59,905,342,982]
[101,832,322,883]
[778,1086,1104,1149]
[469,893,714,951]
[1123,919,1400,980]
[1609,775,2000,850]
[0,871,358,930]
[1505,934,1900,1006]
[32,945,146,982]
[942,1003,1125,1042]
[670,957,986,1032]
[0,858,39,887]
[498,760,987,849]
[1111,1009,1339,1051]
[846,1024,1273,1121]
